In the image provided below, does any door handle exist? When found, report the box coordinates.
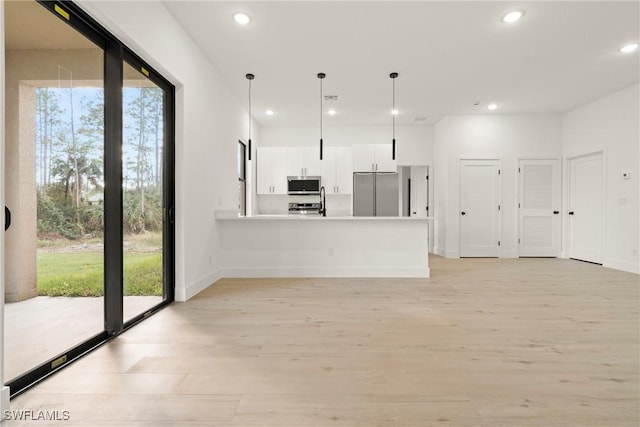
[553,211,559,214]
[461,211,466,216]
[568,211,574,215]
[4,206,11,231]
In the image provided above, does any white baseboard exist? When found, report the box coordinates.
[444,249,460,259]
[434,247,445,257]
[604,258,640,275]
[223,266,430,279]
[175,269,222,302]
[501,250,518,259]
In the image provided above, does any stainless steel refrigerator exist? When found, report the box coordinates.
[353,172,399,217]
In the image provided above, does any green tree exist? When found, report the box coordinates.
[35,88,63,197]
[124,87,163,233]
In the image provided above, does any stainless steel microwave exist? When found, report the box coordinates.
[287,176,321,195]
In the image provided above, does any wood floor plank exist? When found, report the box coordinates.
[8,256,639,426]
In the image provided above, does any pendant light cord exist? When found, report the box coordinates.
[320,77,323,140]
[390,72,398,160]
[246,73,254,160]
[392,76,395,140]
[318,73,325,160]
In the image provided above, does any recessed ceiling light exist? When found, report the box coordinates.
[619,43,639,54]
[488,103,498,111]
[233,13,251,25]
[265,110,274,116]
[327,109,337,116]
[502,10,524,24]
[391,109,400,116]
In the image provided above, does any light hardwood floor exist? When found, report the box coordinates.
[4,296,162,381]
[6,256,639,426]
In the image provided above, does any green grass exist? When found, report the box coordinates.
[37,252,162,297]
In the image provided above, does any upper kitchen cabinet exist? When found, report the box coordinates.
[257,147,288,194]
[287,147,322,177]
[322,146,353,195]
[353,143,397,172]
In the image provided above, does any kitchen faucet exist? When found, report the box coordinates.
[319,186,326,217]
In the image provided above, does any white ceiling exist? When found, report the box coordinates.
[5,1,95,49]
[163,1,639,127]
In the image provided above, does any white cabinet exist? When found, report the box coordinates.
[352,143,397,172]
[322,147,353,195]
[257,147,288,194]
[287,147,322,177]
[352,144,374,172]
[374,144,397,172]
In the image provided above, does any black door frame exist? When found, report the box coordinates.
[6,0,175,397]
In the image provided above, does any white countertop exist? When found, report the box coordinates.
[215,211,433,221]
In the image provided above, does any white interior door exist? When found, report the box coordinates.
[519,159,561,257]
[460,159,500,257]
[569,153,604,264]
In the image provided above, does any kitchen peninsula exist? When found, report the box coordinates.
[216,213,431,278]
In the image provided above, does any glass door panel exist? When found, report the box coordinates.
[122,61,165,322]
[4,0,105,380]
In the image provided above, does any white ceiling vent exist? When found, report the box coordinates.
[324,95,339,102]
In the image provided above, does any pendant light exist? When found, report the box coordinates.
[318,72,325,160]
[390,72,398,160]
[246,73,254,160]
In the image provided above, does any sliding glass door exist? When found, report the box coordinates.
[3,0,174,396]
[122,59,170,323]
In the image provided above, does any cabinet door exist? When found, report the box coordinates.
[352,144,375,172]
[271,147,289,194]
[286,147,304,176]
[303,147,322,176]
[256,147,272,194]
[321,147,338,194]
[335,146,353,194]
[374,143,397,172]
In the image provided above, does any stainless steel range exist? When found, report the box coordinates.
[288,202,321,215]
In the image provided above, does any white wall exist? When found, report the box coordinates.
[433,114,563,258]
[562,84,639,274]
[79,1,254,301]
[433,116,450,256]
